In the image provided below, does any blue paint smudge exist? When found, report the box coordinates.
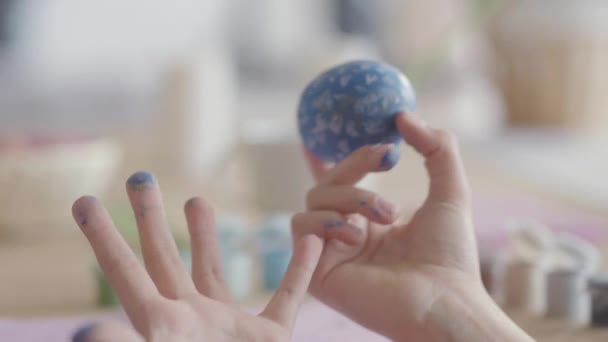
[324,220,344,230]
[379,146,400,170]
[127,171,156,190]
[371,208,383,217]
[72,322,96,342]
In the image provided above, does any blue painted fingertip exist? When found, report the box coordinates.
[127,171,156,190]
[379,145,400,170]
[72,322,96,342]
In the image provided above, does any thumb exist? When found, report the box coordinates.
[396,112,471,207]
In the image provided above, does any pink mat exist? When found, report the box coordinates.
[473,189,608,252]
[0,301,386,342]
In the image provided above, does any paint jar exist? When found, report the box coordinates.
[502,257,549,314]
[241,121,314,213]
[554,233,600,273]
[257,213,293,290]
[545,268,591,325]
[217,215,253,300]
[589,274,608,327]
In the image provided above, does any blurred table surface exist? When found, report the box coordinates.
[0,146,607,341]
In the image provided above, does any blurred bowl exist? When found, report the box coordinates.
[0,136,122,240]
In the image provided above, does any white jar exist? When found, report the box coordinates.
[545,269,591,325]
[489,0,608,132]
[502,258,549,314]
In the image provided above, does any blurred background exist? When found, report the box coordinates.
[0,0,608,326]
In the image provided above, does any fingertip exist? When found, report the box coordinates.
[299,234,324,252]
[396,111,425,127]
[324,220,365,245]
[72,322,97,342]
[126,171,156,190]
[184,196,215,221]
[72,196,99,227]
[184,196,207,210]
[378,145,400,171]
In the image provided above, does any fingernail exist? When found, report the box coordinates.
[72,322,96,342]
[379,146,400,170]
[127,171,156,190]
[374,198,398,219]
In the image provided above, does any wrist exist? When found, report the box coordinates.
[419,284,534,342]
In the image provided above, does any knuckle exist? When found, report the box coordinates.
[363,190,379,205]
[103,252,140,282]
[305,186,319,208]
[204,265,225,282]
[430,129,459,157]
[278,285,296,299]
[435,129,458,148]
[290,212,307,230]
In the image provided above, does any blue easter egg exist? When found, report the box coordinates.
[298,60,416,165]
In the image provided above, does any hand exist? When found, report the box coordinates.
[293,113,533,341]
[71,172,322,342]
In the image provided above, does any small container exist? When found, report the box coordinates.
[502,258,549,314]
[257,213,293,290]
[488,252,508,304]
[554,233,600,273]
[480,251,497,294]
[217,215,253,300]
[589,274,608,327]
[545,268,591,325]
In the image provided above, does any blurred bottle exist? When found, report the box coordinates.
[256,213,293,291]
[489,0,608,133]
[241,117,314,213]
[377,0,468,69]
[217,214,253,300]
[156,44,238,184]
[334,0,378,38]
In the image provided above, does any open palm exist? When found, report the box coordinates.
[71,173,322,342]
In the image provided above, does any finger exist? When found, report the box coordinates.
[306,185,399,224]
[72,196,158,331]
[261,235,323,329]
[126,171,195,299]
[184,197,233,302]
[303,147,333,182]
[318,144,396,186]
[396,112,471,206]
[291,211,365,245]
[72,320,143,342]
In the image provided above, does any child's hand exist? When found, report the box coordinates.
[71,173,322,342]
[294,113,533,341]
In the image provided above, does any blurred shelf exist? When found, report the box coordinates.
[465,130,608,216]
